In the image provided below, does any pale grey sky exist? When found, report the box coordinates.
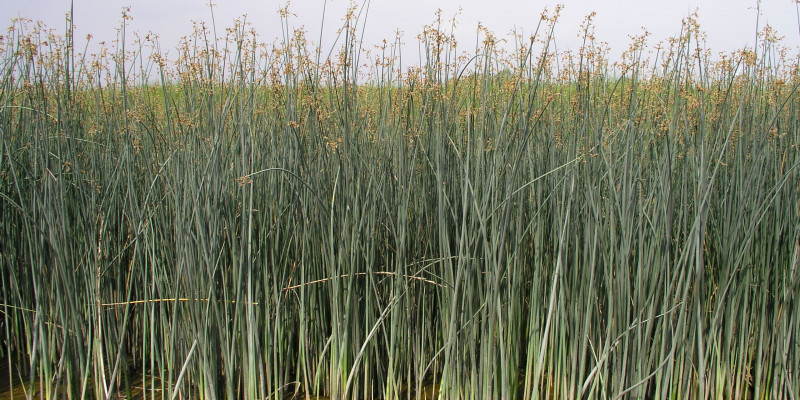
[3,0,799,63]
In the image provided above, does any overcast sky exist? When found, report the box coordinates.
[3,0,800,64]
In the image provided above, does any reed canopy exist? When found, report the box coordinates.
[0,6,798,400]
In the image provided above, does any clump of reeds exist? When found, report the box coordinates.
[0,5,798,399]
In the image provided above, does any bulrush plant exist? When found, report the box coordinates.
[0,4,799,399]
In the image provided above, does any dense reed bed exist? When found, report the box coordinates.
[0,7,798,399]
